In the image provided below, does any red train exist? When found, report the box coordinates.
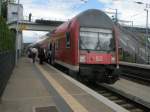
[38,9,120,84]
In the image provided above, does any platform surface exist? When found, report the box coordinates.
[103,78,150,108]
[0,57,129,112]
[36,61,129,112]
[0,58,57,112]
[39,64,114,112]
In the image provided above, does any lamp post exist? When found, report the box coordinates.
[15,0,20,65]
[135,1,150,64]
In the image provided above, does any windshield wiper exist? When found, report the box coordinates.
[80,39,90,53]
[95,37,101,50]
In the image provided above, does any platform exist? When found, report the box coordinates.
[120,61,150,69]
[102,78,150,109]
[0,58,57,112]
[0,58,129,112]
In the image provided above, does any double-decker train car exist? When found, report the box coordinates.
[40,9,120,84]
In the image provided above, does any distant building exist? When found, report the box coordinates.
[1,0,23,22]
[3,0,16,3]
[7,2,23,23]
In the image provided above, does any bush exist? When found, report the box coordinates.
[0,16,15,52]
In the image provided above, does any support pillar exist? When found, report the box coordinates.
[16,30,23,59]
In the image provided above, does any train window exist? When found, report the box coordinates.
[80,28,113,51]
[66,32,71,48]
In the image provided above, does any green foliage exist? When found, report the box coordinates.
[0,16,16,52]
[119,50,136,63]
[1,2,7,19]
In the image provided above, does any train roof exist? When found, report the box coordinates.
[51,9,114,36]
[35,9,115,48]
[76,9,114,29]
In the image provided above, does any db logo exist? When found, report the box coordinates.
[96,56,103,62]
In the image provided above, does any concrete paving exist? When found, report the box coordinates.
[0,58,56,112]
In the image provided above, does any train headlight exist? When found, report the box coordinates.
[111,57,116,63]
[80,55,86,63]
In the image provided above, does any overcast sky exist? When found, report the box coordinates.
[20,0,150,43]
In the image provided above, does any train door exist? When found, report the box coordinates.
[47,43,52,64]
[51,43,55,64]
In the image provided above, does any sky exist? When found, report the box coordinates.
[19,0,150,43]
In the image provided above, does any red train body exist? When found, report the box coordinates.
[40,9,120,84]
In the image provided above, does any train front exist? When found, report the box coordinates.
[77,9,119,84]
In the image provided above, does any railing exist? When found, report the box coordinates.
[0,51,15,97]
[120,24,150,29]
[0,16,16,98]
[7,16,68,24]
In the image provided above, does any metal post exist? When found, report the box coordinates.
[115,9,118,24]
[146,9,149,64]
[144,9,149,64]
[131,21,133,32]
[15,0,20,65]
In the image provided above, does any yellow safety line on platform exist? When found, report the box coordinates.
[36,64,89,112]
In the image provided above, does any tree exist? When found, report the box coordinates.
[0,16,15,52]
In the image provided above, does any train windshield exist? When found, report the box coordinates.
[80,27,114,52]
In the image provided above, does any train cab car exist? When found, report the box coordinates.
[46,9,120,84]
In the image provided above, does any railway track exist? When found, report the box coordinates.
[120,63,150,85]
[85,83,150,112]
